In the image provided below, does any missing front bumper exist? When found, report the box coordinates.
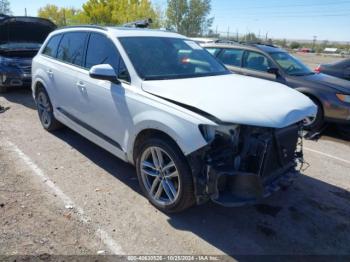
[207,165,299,207]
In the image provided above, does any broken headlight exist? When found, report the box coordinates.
[199,124,239,143]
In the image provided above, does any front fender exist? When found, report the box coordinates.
[126,109,209,164]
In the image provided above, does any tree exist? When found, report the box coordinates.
[38,4,89,26]
[0,0,11,15]
[290,42,301,49]
[243,33,259,42]
[82,0,159,26]
[166,0,213,36]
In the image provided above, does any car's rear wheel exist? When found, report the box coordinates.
[36,87,63,131]
[135,137,195,213]
[303,97,324,131]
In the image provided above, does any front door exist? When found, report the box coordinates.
[241,51,277,81]
[74,33,131,152]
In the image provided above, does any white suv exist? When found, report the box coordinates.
[32,25,316,212]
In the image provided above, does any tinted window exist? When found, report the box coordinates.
[85,33,130,82]
[217,49,244,67]
[85,33,119,70]
[119,37,229,80]
[57,32,88,66]
[243,51,272,72]
[206,48,220,56]
[42,34,62,58]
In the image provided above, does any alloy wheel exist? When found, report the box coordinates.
[140,146,181,206]
[37,91,52,128]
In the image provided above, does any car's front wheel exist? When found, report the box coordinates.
[36,87,63,131]
[135,136,195,213]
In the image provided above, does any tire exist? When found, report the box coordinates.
[337,124,350,141]
[135,136,195,213]
[35,86,63,131]
[303,97,324,132]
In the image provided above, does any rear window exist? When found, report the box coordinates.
[217,49,244,67]
[42,34,62,58]
[57,32,88,66]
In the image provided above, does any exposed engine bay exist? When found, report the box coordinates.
[188,123,304,206]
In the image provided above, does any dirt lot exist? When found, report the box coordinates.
[1,54,350,260]
[294,52,345,69]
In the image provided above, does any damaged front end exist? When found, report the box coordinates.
[188,123,304,206]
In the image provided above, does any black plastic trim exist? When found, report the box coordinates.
[57,107,123,151]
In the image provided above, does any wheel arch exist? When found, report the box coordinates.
[295,87,324,114]
[132,129,183,164]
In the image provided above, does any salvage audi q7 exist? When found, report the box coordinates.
[31,26,316,212]
[0,15,56,92]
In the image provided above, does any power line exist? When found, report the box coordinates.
[215,13,350,20]
[215,0,350,11]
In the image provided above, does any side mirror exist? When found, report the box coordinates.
[89,64,120,84]
[267,67,280,76]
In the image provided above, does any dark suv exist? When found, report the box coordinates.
[204,42,350,132]
[0,15,56,93]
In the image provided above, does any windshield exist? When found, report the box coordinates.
[270,52,314,76]
[118,37,230,80]
[0,42,42,50]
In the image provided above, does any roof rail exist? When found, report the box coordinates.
[241,41,277,48]
[59,25,107,31]
[214,39,240,45]
[123,18,152,28]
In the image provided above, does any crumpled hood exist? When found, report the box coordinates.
[300,73,350,94]
[0,16,56,45]
[142,74,317,128]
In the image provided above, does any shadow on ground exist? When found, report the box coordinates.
[0,88,36,110]
[52,127,350,256]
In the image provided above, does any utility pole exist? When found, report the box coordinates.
[227,26,230,39]
[312,35,317,50]
[24,8,27,16]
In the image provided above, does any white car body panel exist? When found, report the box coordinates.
[32,27,316,167]
[142,74,317,129]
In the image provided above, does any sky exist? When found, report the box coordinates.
[8,0,350,42]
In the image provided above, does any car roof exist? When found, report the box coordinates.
[202,42,287,54]
[52,26,185,39]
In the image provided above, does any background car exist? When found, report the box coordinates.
[0,15,56,93]
[204,42,350,134]
[315,58,350,81]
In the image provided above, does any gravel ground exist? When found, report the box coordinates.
[0,54,349,259]
[293,52,345,69]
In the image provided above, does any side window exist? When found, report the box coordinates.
[217,49,244,67]
[205,48,220,56]
[57,32,88,66]
[85,33,130,82]
[243,51,272,72]
[42,34,62,58]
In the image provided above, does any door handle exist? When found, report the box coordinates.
[76,81,86,92]
[76,81,85,87]
[47,69,53,77]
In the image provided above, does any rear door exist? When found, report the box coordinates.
[216,48,244,74]
[39,33,62,105]
[74,32,131,151]
[241,50,277,81]
[53,32,89,116]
